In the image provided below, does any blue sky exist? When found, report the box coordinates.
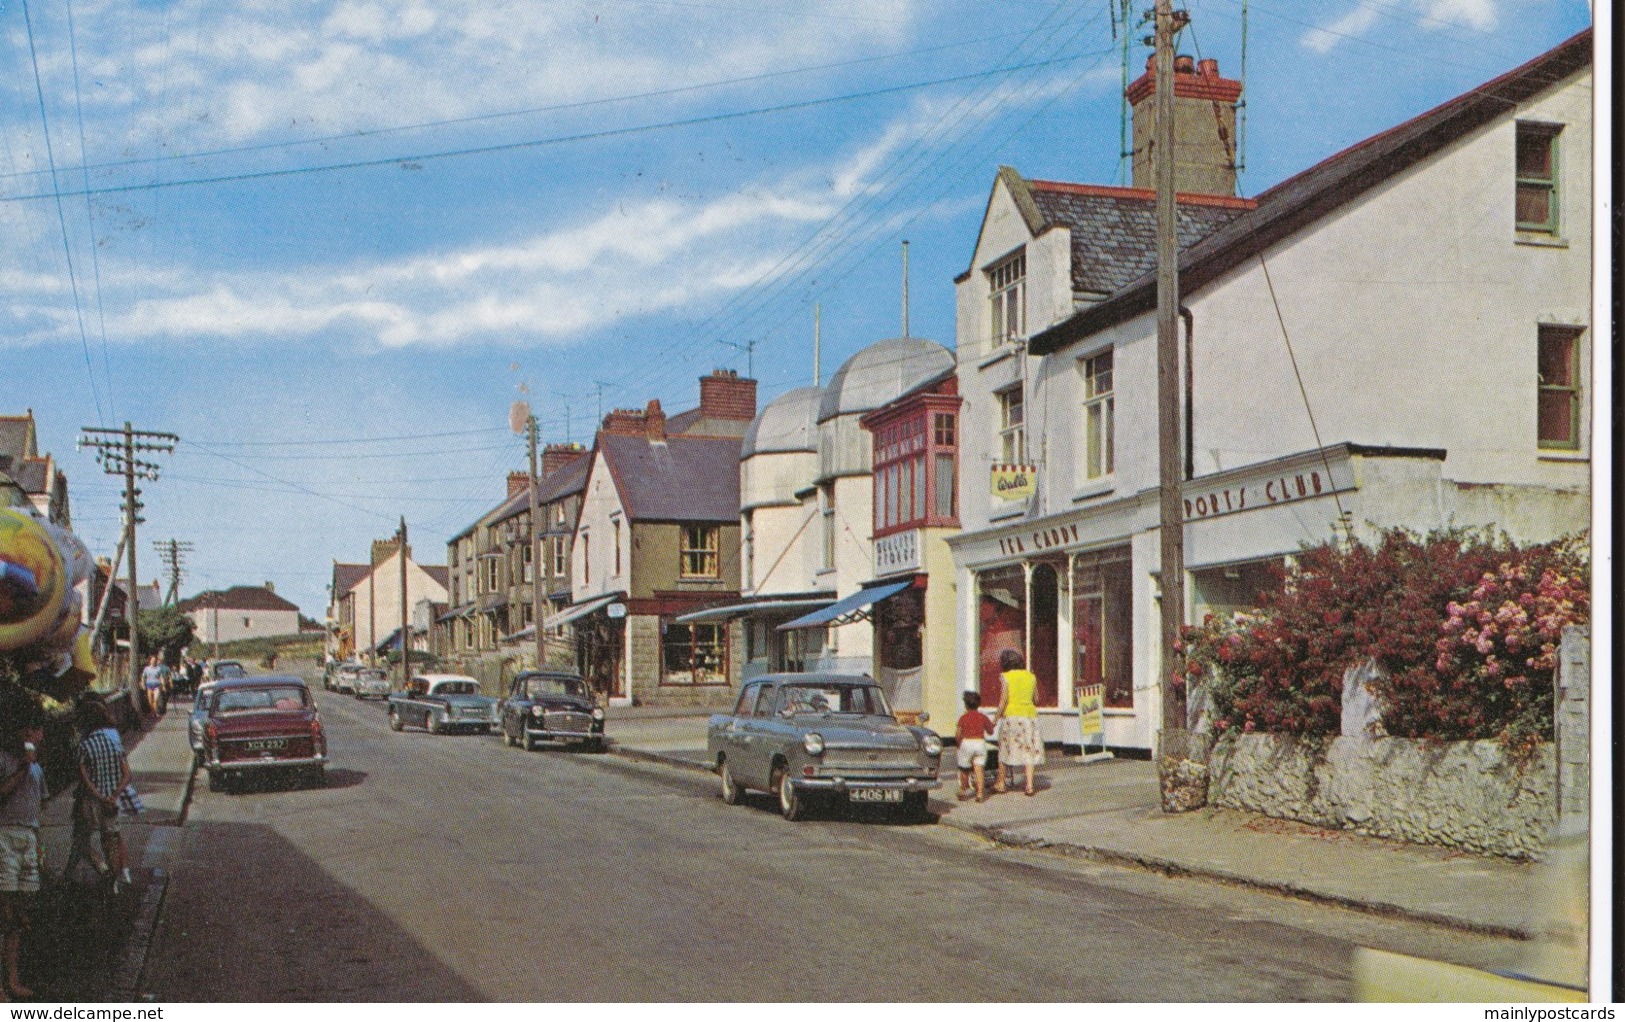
[1,0,1597,620]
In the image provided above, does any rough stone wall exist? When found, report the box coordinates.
[1209,734,1555,858]
[627,614,661,701]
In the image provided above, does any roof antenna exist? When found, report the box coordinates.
[901,239,910,339]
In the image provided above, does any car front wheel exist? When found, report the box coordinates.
[777,767,806,822]
[425,714,440,735]
[720,761,744,805]
[388,709,403,732]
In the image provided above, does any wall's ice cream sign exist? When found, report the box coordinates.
[990,464,1037,501]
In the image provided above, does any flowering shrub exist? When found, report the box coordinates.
[1183,530,1588,745]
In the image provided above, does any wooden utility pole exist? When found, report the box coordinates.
[397,518,410,687]
[80,422,176,701]
[1153,0,1189,740]
[527,414,545,670]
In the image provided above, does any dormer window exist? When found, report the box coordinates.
[988,250,1026,348]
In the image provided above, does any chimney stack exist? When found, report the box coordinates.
[698,368,757,422]
[1126,53,1242,196]
[371,538,408,566]
[644,399,667,442]
[601,408,648,437]
[542,443,587,478]
[507,471,530,499]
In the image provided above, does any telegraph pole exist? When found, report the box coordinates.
[153,538,193,605]
[1152,1,1190,750]
[397,518,410,687]
[80,423,177,701]
[527,414,545,670]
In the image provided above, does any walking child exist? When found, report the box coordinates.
[955,691,995,802]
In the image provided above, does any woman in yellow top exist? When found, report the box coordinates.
[995,648,1045,796]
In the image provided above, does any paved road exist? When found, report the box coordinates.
[138,683,1525,1001]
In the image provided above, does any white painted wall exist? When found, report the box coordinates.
[573,451,628,600]
[189,606,300,644]
[347,552,449,654]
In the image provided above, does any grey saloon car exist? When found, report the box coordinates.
[707,674,942,821]
[388,674,500,734]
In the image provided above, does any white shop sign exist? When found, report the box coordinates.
[874,529,922,575]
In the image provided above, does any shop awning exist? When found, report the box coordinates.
[674,596,833,625]
[778,580,913,631]
[541,593,619,631]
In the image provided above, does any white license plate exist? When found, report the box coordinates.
[849,788,904,803]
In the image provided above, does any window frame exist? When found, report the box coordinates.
[987,249,1026,349]
[1537,324,1584,451]
[1081,349,1115,481]
[1515,121,1562,236]
[998,385,1026,464]
[680,523,721,579]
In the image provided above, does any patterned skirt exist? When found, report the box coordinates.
[997,715,1046,767]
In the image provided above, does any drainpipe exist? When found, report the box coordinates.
[1180,306,1194,481]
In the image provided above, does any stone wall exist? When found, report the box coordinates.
[1209,736,1555,858]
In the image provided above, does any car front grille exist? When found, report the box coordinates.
[822,748,920,770]
[542,710,592,735]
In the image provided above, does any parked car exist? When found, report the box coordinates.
[188,681,219,765]
[499,670,605,752]
[330,663,364,694]
[353,667,392,700]
[707,674,941,821]
[387,674,500,734]
[208,659,248,682]
[200,676,327,791]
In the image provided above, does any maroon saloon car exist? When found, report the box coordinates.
[202,675,328,791]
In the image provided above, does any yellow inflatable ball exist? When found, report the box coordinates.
[0,508,68,652]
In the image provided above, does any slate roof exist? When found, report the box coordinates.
[1026,181,1253,298]
[488,451,591,527]
[0,416,34,462]
[1030,28,1592,355]
[10,458,50,494]
[422,565,448,589]
[332,563,369,597]
[180,585,300,614]
[597,433,742,522]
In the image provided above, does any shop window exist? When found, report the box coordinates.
[681,524,720,578]
[988,249,1026,348]
[1537,325,1582,450]
[1515,122,1561,235]
[1081,349,1115,480]
[976,565,1026,707]
[663,621,727,685]
[1074,550,1134,709]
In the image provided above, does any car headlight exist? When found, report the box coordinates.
[802,733,825,756]
[921,734,943,756]
[591,707,605,720]
[532,705,544,718]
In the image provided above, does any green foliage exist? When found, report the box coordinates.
[1182,529,1589,745]
[137,606,196,662]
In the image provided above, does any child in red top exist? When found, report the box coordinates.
[955,691,996,802]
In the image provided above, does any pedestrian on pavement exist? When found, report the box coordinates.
[994,648,1044,797]
[62,700,129,893]
[141,655,169,716]
[0,711,45,1000]
[955,691,995,803]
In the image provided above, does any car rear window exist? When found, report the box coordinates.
[217,686,309,712]
[434,681,478,696]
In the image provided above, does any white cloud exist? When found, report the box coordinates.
[1300,0,1500,52]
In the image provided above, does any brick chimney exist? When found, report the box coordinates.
[542,443,587,478]
[507,471,530,498]
[601,407,648,437]
[1126,54,1242,196]
[644,399,667,442]
[698,369,757,422]
[371,538,408,565]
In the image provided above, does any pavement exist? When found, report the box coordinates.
[601,710,1545,939]
[26,697,1548,1000]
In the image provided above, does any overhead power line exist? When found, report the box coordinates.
[0,50,1111,204]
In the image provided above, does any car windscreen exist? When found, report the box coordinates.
[523,676,586,700]
[432,681,478,696]
[214,665,247,678]
[775,683,889,717]
[360,670,389,681]
[215,686,309,712]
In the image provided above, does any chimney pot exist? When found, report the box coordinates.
[507,471,530,498]
[1198,57,1219,77]
[1175,54,1196,74]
